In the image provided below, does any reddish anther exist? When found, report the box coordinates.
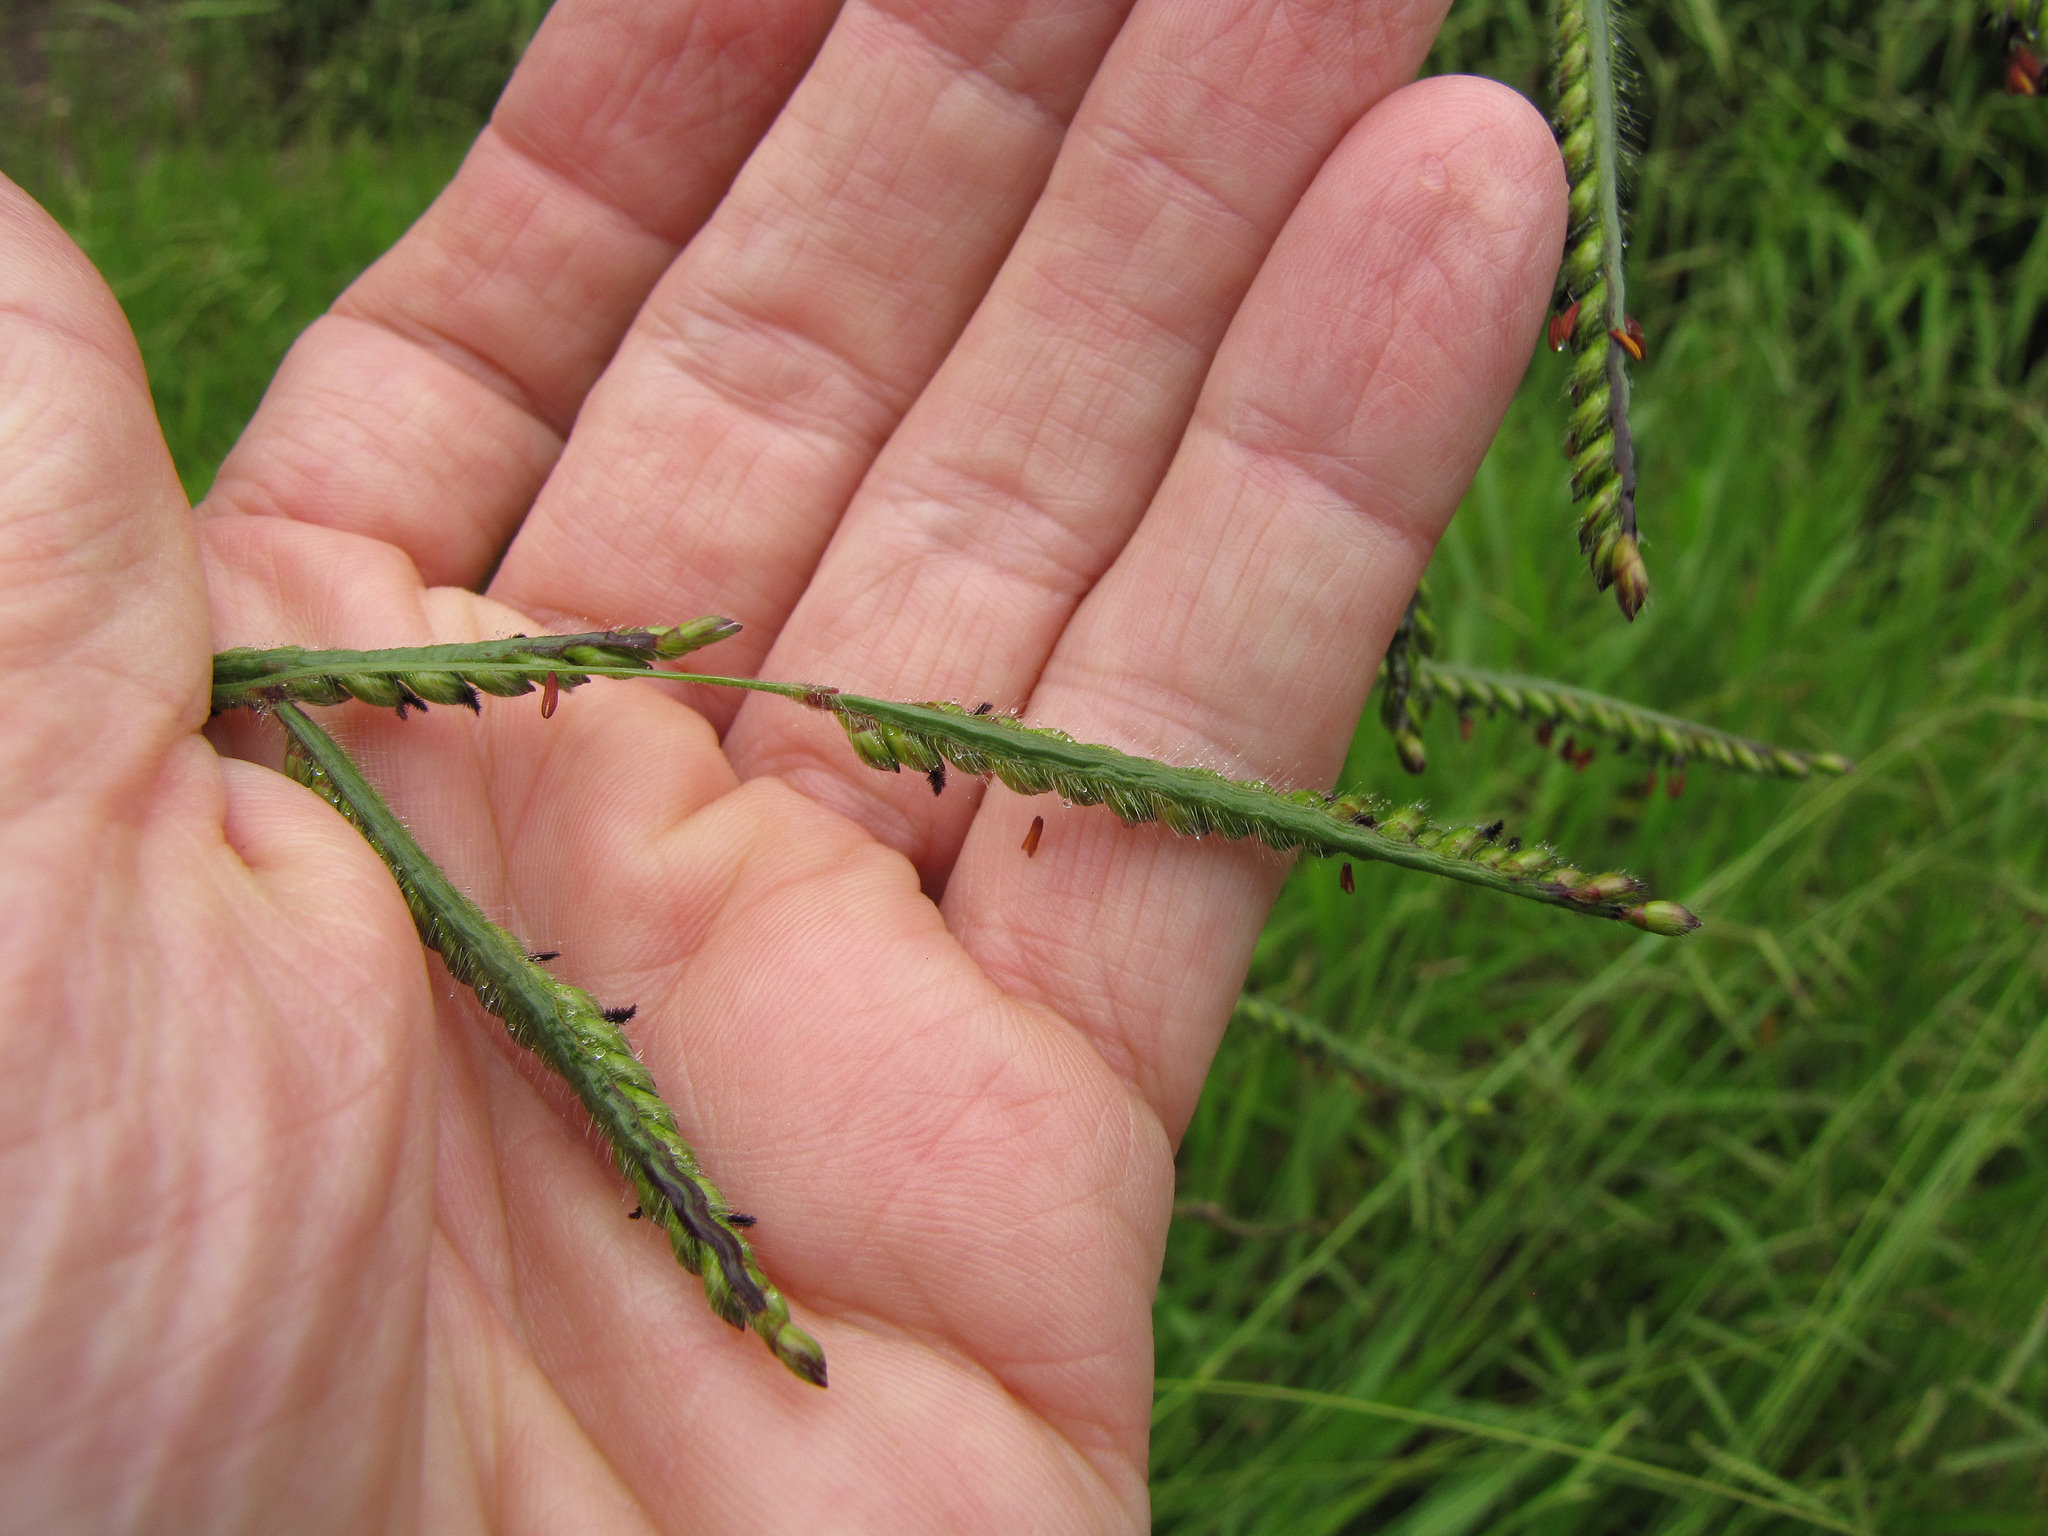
[1609,316,1646,362]
[540,671,559,720]
[2008,45,2045,96]
[1339,862,1355,895]
[1022,815,1044,857]
[1548,300,1581,352]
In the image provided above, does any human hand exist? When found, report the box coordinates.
[0,2,1562,1530]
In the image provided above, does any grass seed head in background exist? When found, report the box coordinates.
[1550,0,1649,619]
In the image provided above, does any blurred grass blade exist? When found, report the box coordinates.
[1161,1381,1870,1534]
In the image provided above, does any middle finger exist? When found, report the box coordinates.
[490,0,1136,673]
[719,0,1455,876]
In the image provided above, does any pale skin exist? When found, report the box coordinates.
[0,1,1563,1530]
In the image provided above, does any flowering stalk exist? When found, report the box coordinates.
[1553,0,1649,618]
[270,701,826,1388]
[1401,660,1855,782]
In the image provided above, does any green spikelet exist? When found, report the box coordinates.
[1553,0,1648,619]
[272,703,825,1388]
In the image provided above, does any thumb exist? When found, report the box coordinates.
[0,173,207,812]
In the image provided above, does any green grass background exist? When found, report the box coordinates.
[5,2,2045,1531]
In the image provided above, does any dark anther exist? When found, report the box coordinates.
[1535,721,1554,748]
[726,1213,757,1228]
[927,763,946,796]
[529,951,560,963]
[1351,811,1377,827]
[601,1005,638,1024]
[1505,836,1522,852]
[1478,820,1505,842]
[627,1206,643,1220]
[1339,862,1355,895]
[973,701,994,715]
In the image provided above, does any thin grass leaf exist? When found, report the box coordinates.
[1159,1381,1871,1535]
[1552,0,1649,617]
[1231,994,1494,1116]
[270,702,826,1388]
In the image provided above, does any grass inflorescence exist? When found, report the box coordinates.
[1403,658,1854,784]
[211,637,1704,935]
[210,619,742,716]
[779,683,1699,936]
[1551,0,1649,619]
[273,701,826,1388]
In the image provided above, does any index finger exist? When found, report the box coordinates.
[201,0,839,588]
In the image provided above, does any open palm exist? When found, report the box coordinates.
[0,2,1562,1530]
